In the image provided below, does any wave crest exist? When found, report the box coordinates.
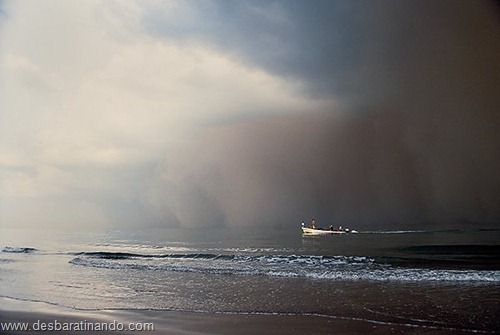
[67,251,500,283]
[2,246,37,253]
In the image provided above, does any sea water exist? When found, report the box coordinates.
[1,227,499,332]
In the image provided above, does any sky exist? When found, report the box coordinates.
[0,0,499,230]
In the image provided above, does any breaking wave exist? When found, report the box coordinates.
[68,251,500,283]
[2,246,37,253]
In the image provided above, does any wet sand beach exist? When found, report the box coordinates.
[2,307,488,335]
[2,294,496,335]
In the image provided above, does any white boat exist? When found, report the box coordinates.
[301,227,346,235]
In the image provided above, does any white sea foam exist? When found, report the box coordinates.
[68,252,500,283]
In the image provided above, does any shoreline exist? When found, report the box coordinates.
[0,298,492,335]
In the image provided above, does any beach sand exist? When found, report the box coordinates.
[0,306,483,335]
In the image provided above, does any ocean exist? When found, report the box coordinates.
[1,227,499,332]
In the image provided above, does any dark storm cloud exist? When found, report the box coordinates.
[142,1,499,101]
[144,0,500,229]
[142,0,368,98]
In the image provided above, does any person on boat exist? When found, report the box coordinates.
[311,218,316,229]
[329,225,334,231]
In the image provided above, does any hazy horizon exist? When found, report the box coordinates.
[1,0,499,231]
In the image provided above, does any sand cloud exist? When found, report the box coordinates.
[1,1,499,229]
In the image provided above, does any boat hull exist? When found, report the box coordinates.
[301,227,346,235]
